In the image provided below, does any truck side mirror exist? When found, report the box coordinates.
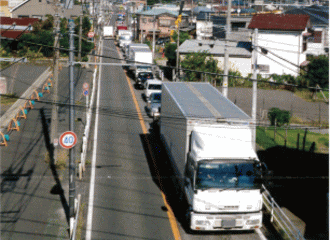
[184,177,191,186]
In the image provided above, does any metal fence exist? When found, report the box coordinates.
[262,185,306,240]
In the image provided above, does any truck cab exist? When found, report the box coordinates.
[144,79,162,101]
[119,34,132,48]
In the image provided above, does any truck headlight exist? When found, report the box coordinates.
[152,108,159,113]
[195,220,210,226]
[246,219,260,225]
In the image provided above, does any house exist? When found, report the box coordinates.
[248,14,311,77]
[196,11,252,40]
[0,16,39,39]
[10,0,82,19]
[0,0,11,17]
[136,8,189,41]
[285,5,329,56]
[178,39,253,77]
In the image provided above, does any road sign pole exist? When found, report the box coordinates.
[69,19,76,235]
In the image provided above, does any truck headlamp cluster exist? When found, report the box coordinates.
[246,219,260,225]
[196,220,211,226]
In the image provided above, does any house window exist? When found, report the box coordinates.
[39,0,41,2]
[159,19,174,27]
[18,15,29,18]
[313,31,322,43]
[303,36,308,52]
[142,18,147,23]
[148,18,154,22]
[32,15,43,19]
[257,64,270,73]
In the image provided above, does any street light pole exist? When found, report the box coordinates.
[68,19,76,236]
[223,0,232,98]
[252,28,258,151]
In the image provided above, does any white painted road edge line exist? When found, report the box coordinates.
[256,228,268,240]
[86,39,103,240]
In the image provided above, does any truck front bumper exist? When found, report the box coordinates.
[190,211,262,231]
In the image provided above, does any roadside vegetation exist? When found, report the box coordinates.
[0,15,94,64]
[257,126,329,154]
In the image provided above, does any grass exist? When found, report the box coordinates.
[44,149,68,170]
[295,89,329,103]
[257,126,329,153]
[0,94,18,105]
[75,202,86,240]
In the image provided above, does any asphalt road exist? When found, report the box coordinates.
[0,57,93,239]
[84,11,269,239]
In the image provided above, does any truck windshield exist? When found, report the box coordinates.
[195,161,261,190]
[120,35,131,40]
[138,66,152,72]
[148,84,162,90]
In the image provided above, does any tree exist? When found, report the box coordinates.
[164,43,177,66]
[268,108,291,126]
[305,55,329,89]
[164,31,190,67]
[171,30,190,45]
[180,52,222,82]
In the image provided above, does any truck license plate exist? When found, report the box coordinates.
[222,219,236,228]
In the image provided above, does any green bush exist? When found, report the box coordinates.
[268,108,291,126]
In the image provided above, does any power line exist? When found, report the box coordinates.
[0,35,328,92]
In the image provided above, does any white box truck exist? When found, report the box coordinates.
[103,26,114,39]
[125,43,149,59]
[130,48,153,78]
[159,82,266,231]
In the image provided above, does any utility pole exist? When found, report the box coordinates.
[51,2,60,163]
[222,0,231,98]
[252,28,258,151]
[152,15,156,63]
[176,23,180,82]
[68,19,76,236]
[78,15,83,62]
[175,1,184,82]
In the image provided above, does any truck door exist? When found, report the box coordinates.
[184,154,195,205]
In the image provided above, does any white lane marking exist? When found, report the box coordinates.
[256,228,268,240]
[86,39,103,240]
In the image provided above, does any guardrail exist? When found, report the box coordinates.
[262,185,306,240]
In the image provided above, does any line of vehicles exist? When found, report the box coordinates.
[104,13,270,232]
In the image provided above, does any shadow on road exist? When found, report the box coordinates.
[258,146,329,240]
[40,108,70,225]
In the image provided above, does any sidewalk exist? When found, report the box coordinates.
[0,63,94,239]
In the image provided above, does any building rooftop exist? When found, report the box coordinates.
[248,14,310,31]
[136,8,188,17]
[178,39,252,57]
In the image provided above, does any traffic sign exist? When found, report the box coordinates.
[83,82,89,90]
[88,32,95,38]
[59,131,77,149]
[83,90,89,96]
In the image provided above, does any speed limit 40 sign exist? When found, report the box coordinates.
[59,131,77,149]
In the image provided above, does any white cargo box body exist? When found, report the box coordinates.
[103,26,114,38]
[132,48,152,66]
[125,43,150,57]
[160,82,254,179]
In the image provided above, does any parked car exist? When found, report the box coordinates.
[135,72,154,89]
[144,79,162,101]
[156,37,170,45]
[147,92,161,119]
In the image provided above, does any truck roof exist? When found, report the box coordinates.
[162,82,250,121]
[132,48,152,53]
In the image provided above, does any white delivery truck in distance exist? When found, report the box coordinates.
[159,82,267,231]
[130,48,153,78]
[103,26,114,39]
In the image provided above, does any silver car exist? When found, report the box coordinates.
[147,92,161,119]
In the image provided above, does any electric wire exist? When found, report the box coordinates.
[0,30,328,91]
